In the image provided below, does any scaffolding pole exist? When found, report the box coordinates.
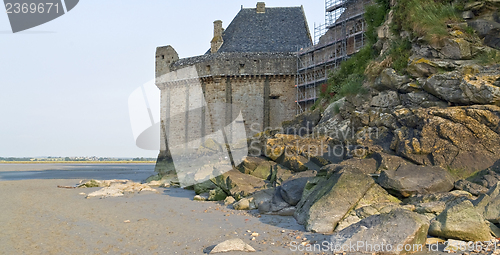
[296,0,368,115]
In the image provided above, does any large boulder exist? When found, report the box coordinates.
[318,98,345,125]
[429,200,492,241]
[330,210,429,255]
[370,152,411,173]
[372,68,411,91]
[279,177,310,206]
[370,91,401,108]
[377,165,455,198]
[237,156,293,183]
[257,186,296,216]
[335,184,402,231]
[263,134,334,172]
[210,170,268,200]
[475,182,500,223]
[439,38,472,60]
[294,166,378,233]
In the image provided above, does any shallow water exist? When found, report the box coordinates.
[0,163,155,182]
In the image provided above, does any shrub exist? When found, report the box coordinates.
[338,74,367,97]
[387,38,412,74]
[327,46,374,100]
[365,0,391,45]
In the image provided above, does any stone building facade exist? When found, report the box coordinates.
[155,2,312,174]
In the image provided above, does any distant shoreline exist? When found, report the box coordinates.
[0,161,156,164]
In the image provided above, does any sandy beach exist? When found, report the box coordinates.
[0,164,325,255]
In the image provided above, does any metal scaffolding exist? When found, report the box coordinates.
[296,0,368,114]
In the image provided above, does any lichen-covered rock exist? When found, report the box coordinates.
[208,187,227,201]
[405,190,473,209]
[423,70,500,106]
[407,57,456,78]
[294,166,377,233]
[193,179,217,195]
[372,68,411,91]
[377,165,454,197]
[469,163,500,188]
[263,134,334,172]
[331,209,429,255]
[355,183,401,209]
[390,105,500,173]
[237,156,292,181]
[334,183,401,231]
[318,158,379,177]
[370,91,401,108]
[210,170,268,200]
[440,38,472,60]
[429,200,492,241]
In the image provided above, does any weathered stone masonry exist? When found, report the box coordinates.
[154,3,312,173]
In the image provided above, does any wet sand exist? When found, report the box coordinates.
[0,164,319,255]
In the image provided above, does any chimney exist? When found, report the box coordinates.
[256,2,265,13]
[211,20,224,54]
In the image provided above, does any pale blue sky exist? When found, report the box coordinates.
[0,1,324,158]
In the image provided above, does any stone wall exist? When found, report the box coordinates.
[155,47,297,160]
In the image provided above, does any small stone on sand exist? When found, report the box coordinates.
[210,238,255,253]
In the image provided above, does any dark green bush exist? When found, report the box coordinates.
[365,0,391,45]
[388,38,412,74]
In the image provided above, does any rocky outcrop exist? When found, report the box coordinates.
[377,165,455,197]
[390,105,500,173]
[330,210,429,255]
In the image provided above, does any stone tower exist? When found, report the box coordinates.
[154,2,312,175]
